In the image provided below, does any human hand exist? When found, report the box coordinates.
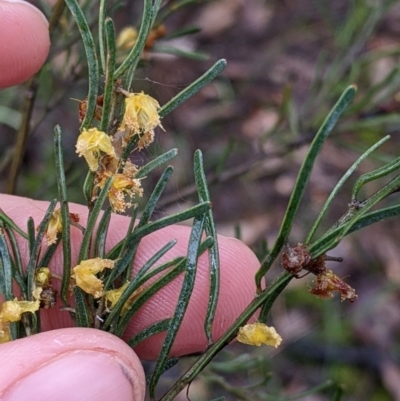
[0,3,260,400]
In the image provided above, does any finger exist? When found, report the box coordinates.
[0,328,145,401]
[1,194,261,360]
[0,0,50,88]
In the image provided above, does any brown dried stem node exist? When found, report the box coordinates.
[281,243,357,303]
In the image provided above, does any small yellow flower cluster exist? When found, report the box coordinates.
[0,288,43,343]
[71,259,141,315]
[75,90,163,213]
[72,258,115,298]
[237,322,282,348]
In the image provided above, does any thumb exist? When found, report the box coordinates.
[0,328,145,401]
[0,0,50,88]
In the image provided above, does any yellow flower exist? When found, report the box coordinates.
[237,322,282,348]
[109,174,143,213]
[0,290,43,342]
[43,210,62,246]
[72,258,115,298]
[104,282,143,315]
[116,26,138,50]
[35,267,51,287]
[76,128,116,171]
[1,298,40,322]
[95,172,143,213]
[119,91,163,138]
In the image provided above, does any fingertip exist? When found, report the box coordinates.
[0,0,50,88]
[125,231,261,359]
[0,328,146,401]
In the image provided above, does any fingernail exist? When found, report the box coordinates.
[4,351,138,401]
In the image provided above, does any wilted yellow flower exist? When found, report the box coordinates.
[76,128,116,171]
[309,269,358,303]
[43,210,62,245]
[119,91,163,138]
[104,282,143,315]
[237,322,282,348]
[116,26,138,50]
[109,174,143,213]
[1,298,40,322]
[35,267,51,287]
[0,291,43,342]
[72,258,115,298]
[95,172,143,213]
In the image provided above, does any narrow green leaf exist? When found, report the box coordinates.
[27,217,35,256]
[83,171,95,205]
[0,213,28,239]
[98,0,107,73]
[128,319,171,347]
[0,229,14,300]
[255,85,357,291]
[93,206,112,258]
[100,17,116,132]
[140,166,173,228]
[159,59,227,118]
[26,200,57,301]
[54,126,72,306]
[73,287,91,327]
[194,150,220,344]
[78,176,114,262]
[352,154,400,200]
[65,0,99,129]
[2,224,26,297]
[306,135,390,243]
[347,204,400,233]
[135,149,178,179]
[149,215,205,398]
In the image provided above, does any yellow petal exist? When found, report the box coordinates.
[76,128,116,171]
[237,322,282,348]
[1,299,40,322]
[119,92,163,135]
[43,209,62,246]
[72,258,115,298]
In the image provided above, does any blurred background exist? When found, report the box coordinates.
[1,0,400,399]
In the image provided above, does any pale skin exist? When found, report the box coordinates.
[0,2,261,400]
